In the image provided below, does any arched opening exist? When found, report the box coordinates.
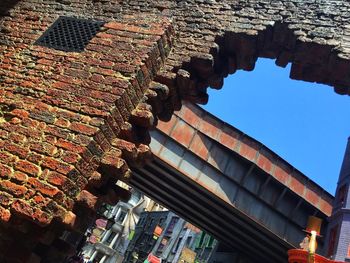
[2,1,350,262]
[203,58,350,195]
[128,21,350,263]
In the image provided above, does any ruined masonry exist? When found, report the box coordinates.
[0,0,350,262]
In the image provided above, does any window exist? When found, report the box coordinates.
[186,236,192,247]
[93,252,104,263]
[337,184,348,206]
[157,243,165,254]
[105,231,117,245]
[173,237,183,253]
[195,232,206,249]
[206,236,215,248]
[148,219,154,228]
[166,217,179,235]
[116,210,127,223]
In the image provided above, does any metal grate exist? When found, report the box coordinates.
[35,16,105,52]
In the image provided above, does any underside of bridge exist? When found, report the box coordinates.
[131,158,290,262]
[128,102,333,263]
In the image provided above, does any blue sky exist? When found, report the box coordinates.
[202,58,350,195]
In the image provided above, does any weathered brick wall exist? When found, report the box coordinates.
[0,1,174,262]
[0,0,350,262]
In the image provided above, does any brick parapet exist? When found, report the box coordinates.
[157,102,333,216]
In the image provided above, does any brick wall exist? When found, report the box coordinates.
[0,0,350,262]
[0,1,174,261]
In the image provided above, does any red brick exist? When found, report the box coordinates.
[0,152,15,165]
[61,211,76,227]
[61,151,80,164]
[0,180,27,197]
[288,175,305,197]
[0,163,12,179]
[70,122,98,136]
[29,142,57,156]
[0,129,8,139]
[56,138,85,153]
[218,127,239,150]
[90,67,115,77]
[15,160,40,176]
[304,187,321,206]
[273,164,291,184]
[0,191,13,207]
[256,150,274,174]
[27,152,44,165]
[27,177,60,198]
[11,199,52,226]
[197,115,221,140]
[42,157,73,175]
[46,171,67,187]
[157,115,178,135]
[10,109,29,119]
[12,171,28,183]
[238,137,259,162]
[189,133,211,160]
[8,133,26,143]
[4,142,29,159]
[171,120,195,147]
[54,118,70,128]
[32,194,49,208]
[0,206,11,223]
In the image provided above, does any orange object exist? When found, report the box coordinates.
[154,226,163,237]
[305,216,322,236]
[288,249,346,263]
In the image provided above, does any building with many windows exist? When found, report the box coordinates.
[123,211,217,263]
[80,185,167,263]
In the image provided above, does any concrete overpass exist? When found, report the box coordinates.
[130,102,333,263]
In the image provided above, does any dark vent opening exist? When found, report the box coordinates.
[35,16,105,52]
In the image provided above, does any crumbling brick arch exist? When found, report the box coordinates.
[1,1,350,262]
[176,25,347,97]
[142,0,350,124]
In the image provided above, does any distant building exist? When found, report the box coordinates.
[124,211,217,263]
[80,185,167,263]
[325,137,350,262]
[123,210,169,263]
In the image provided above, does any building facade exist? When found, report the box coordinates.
[123,211,169,263]
[287,138,350,263]
[325,138,350,262]
[78,186,167,263]
[123,211,217,263]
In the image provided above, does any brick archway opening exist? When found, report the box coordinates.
[154,22,349,125]
[1,1,350,262]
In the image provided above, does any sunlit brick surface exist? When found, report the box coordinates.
[1,0,350,261]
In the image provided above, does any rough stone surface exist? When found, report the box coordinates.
[0,0,350,261]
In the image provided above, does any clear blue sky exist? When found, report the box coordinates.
[202,58,350,195]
